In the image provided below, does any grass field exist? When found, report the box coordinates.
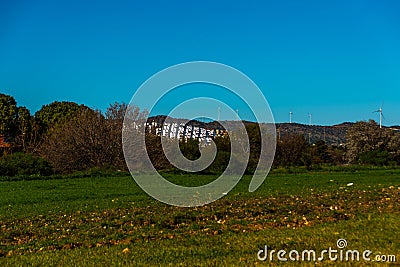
[0,169,399,266]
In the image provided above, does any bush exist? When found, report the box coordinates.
[357,150,391,166]
[206,151,230,174]
[0,152,53,176]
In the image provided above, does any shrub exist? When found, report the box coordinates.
[206,151,230,174]
[357,150,391,166]
[0,152,53,176]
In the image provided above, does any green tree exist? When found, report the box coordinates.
[35,101,86,132]
[0,93,18,137]
[179,139,201,161]
[0,94,41,154]
[245,124,261,173]
[14,106,35,152]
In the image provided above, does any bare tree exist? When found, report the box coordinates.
[39,108,114,173]
[106,102,147,171]
[39,103,149,173]
[274,134,309,167]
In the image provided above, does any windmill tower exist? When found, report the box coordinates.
[289,111,293,124]
[308,113,312,126]
[373,103,384,128]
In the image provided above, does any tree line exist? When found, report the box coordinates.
[1,93,399,176]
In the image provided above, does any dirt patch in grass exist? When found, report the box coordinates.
[1,186,399,257]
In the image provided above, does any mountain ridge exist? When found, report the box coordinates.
[148,115,399,145]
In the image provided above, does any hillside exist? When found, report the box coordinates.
[148,116,399,146]
[275,122,353,146]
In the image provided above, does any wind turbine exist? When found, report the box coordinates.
[289,111,293,124]
[373,103,384,128]
[308,113,312,126]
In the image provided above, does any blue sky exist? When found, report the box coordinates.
[1,0,399,125]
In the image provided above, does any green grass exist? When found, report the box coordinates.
[3,214,398,266]
[1,169,400,266]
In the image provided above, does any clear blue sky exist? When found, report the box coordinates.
[1,0,399,125]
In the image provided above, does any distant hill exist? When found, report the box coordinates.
[275,122,353,145]
[147,116,397,145]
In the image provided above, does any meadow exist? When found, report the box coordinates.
[0,168,399,266]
